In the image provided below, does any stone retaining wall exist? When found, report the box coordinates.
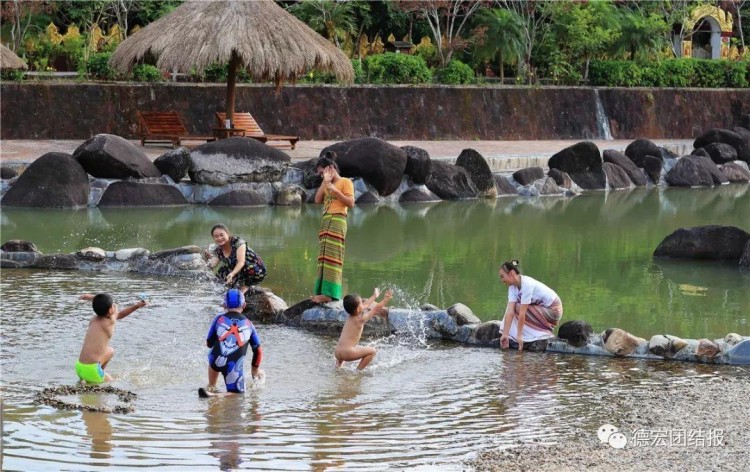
[2,83,749,140]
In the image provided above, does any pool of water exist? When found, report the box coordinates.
[1,185,749,470]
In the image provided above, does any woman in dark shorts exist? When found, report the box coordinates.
[208,224,267,294]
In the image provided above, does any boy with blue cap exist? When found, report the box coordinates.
[200,289,263,398]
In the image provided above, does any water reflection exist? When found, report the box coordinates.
[82,410,113,460]
[205,395,261,471]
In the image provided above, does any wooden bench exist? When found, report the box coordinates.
[215,112,299,149]
[138,111,215,148]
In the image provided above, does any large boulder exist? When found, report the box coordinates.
[740,240,750,269]
[425,160,478,200]
[665,157,714,187]
[274,184,305,205]
[654,225,750,260]
[603,328,646,357]
[399,188,440,203]
[494,175,518,195]
[512,167,544,186]
[98,181,188,207]
[602,162,633,190]
[401,146,432,185]
[208,189,267,206]
[639,155,663,184]
[295,158,322,189]
[694,128,749,163]
[548,141,605,190]
[691,147,711,158]
[1,152,90,208]
[447,303,481,325]
[683,155,728,185]
[733,127,750,163]
[189,137,291,186]
[73,134,161,179]
[602,149,648,186]
[455,149,497,198]
[625,139,663,165]
[535,177,563,195]
[154,147,191,182]
[320,138,407,196]
[557,320,593,348]
[720,162,750,183]
[547,168,575,189]
[702,143,738,165]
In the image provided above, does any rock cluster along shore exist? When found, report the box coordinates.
[2,125,749,208]
[3,239,749,366]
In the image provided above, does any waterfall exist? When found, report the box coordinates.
[594,89,613,140]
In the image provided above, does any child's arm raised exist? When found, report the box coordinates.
[362,290,392,322]
[117,299,148,320]
[362,287,381,311]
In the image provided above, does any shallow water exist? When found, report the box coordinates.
[1,186,749,470]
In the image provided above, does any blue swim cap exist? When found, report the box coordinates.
[224,289,244,309]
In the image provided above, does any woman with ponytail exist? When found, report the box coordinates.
[310,151,355,303]
[498,260,563,351]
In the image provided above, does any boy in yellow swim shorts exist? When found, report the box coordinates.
[76,293,149,384]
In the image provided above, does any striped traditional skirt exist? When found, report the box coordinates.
[514,298,563,333]
[314,213,348,300]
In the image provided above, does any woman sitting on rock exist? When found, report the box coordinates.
[498,259,563,351]
[208,224,267,294]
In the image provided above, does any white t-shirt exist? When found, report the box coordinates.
[507,275,558,307]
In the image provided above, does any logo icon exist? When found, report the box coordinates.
[598,424,628,449]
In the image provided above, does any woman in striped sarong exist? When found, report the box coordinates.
[310,152,354,303]
[498,260,563,351]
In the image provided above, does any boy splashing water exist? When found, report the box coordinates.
[76,293,149,384]
[335,288,393,370]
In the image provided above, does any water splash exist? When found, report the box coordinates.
[594,89,613,140]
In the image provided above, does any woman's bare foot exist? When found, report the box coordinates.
[310,295,332,304]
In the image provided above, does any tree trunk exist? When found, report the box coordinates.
[226,51,240,123]
[499,51,504,83]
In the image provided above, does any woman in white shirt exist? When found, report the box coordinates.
[499,260,563,351]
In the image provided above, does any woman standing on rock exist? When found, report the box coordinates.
[498,260,563,351]
[310,151,355,303]
[208,224,267,294]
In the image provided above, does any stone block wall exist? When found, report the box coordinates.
[1,83,748,140]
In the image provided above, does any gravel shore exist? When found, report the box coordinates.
[467,371,750,472]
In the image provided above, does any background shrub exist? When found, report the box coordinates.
[589,58,749,88]
[363,52,432,84]
[434,59,475,85]
[85,52,118,80]
[132,64,162,82]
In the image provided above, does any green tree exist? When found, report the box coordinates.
[395,0,485,67]
[472,7,524,82]
[496,0,552,83]
[289,0,357,49]
[611,7,669,61]
[547,0,621,81]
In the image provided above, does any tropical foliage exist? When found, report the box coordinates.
[2,0,749,87]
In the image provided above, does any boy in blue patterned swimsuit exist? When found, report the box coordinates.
[200,289,263,397]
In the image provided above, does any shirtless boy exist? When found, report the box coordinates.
[335,288,393,370]
[76,293,148,384]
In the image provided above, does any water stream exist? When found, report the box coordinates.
[594,89,614,140]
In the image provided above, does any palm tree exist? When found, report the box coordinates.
[473,7,524,82]
[612,8,667,61]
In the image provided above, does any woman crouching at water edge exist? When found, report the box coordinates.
[499,260,563,351]
[208,224,267,294]
[311,151,355,304]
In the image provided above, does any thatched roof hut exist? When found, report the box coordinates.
[110,0,354,121]
[1,44,28,70]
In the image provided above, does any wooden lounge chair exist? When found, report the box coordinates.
[215,112,299,150]
[137,111,215,148]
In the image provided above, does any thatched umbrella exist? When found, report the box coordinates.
[1,44,28,70]
[109,0,354,122]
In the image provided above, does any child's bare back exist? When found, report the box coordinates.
[76,293,147,384]
[334,288,392,370]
